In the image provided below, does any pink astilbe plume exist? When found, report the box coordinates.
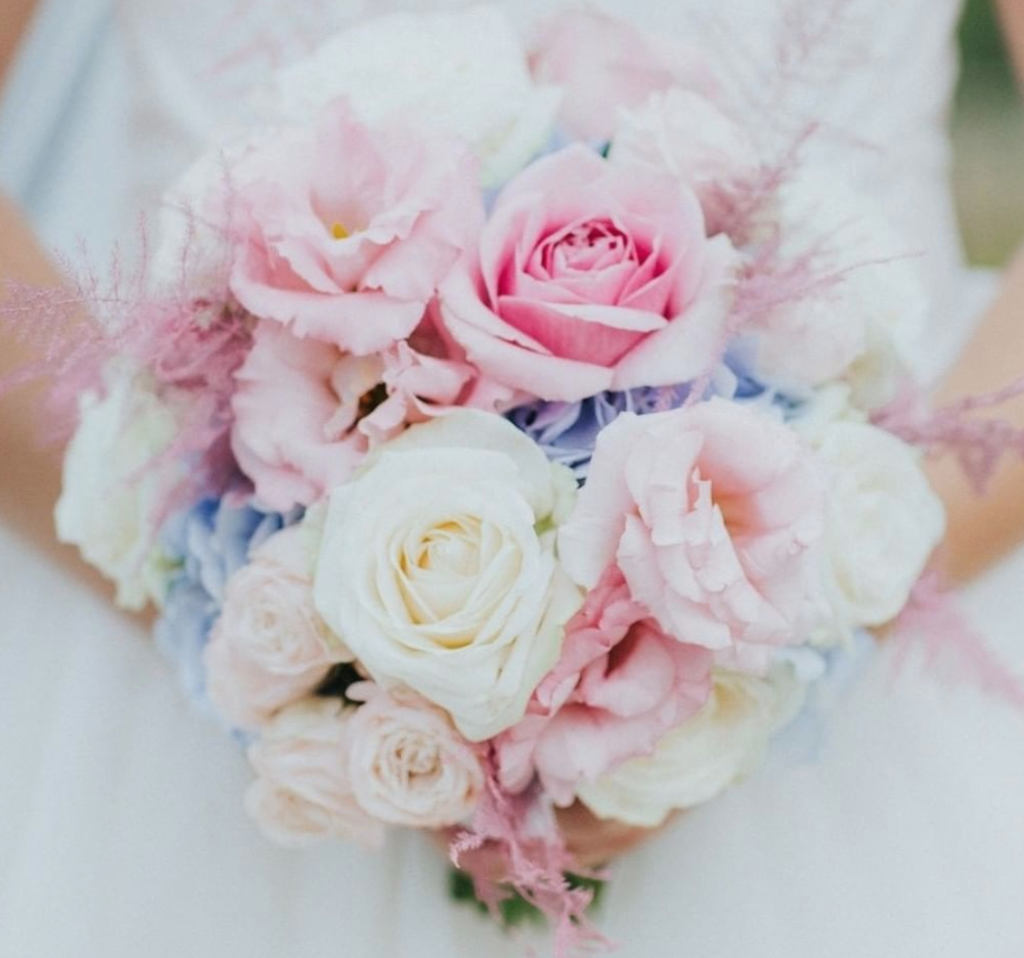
[694,0,873,157]
[0,215,251,511]
[0,230,152,442]
[450,751,612,957]
[888,572,1024,712]
[685,170,901,408]
[876,379,1024,494]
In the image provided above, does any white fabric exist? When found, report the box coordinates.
[2,1,1024,956]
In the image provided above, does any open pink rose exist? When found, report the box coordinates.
[496,565,712,806]
[530,8,716,141]
[204,527,350,729]
[229,98,483,354]
[559,400,826,671]
[232,312,478,511]
[439,146,736,402]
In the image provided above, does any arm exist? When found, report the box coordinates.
[925,2,1024,582]
[0,0,115,597]
[927,249,1024,581]
[0,183,114,598]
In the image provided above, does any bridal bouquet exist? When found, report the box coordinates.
[37,6,952,953]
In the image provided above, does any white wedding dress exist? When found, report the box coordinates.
[2,1,1023,956]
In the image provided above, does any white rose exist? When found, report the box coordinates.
[348,685,485,829]
[747,171,927,405]
[313,410,582,742]
[789,383,865,446]
[245,698,385,848]
[261,7,561,187]
[611,89,759,231]
[576,666,805,828]
[204,526,352,730]
[55,370,180,610]
[816,421,945,629]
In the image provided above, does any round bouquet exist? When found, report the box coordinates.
[34,6,960,954]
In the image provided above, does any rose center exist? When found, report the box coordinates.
[544,219,634,278]
[416,520,481,578]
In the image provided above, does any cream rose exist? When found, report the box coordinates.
[816,421,945,629]
[611,88,759,232]
[348,685,485,828]
[576,666,805,827]
[55,369,180,610]
[204,527,352,729]
[747,171,926,407]
[261,7,561,187]
[313,410,582,742]
[245,698,384,848]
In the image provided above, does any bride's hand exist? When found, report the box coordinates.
[0,189,119,603]
[432,802,668,873]
[553,802,669,867]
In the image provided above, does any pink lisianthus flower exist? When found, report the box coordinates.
[496,566,712,805]
[439,146,736,403]
[229,98,483,354]
[559,400,826,671]
[231,311,479,512]
[529,8,716,141]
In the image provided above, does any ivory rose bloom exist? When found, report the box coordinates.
[264,7,561,187]
[229,98,482,354]
[530,8,715,141]
[56,370,181,611]
[245,698,384,848]
[611,89,760,235]
[576,666,805,827]
[496,566,713,806]
[440,146,736,402]
[816,421,945,628]
[313,411,582,742]
[348,685,485,828]
[205,526,351,729]
[232,316,475,511]
[746,172,926,405]
[559,400,825,670]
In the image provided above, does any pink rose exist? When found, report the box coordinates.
[559,400,826,671]
[496,566,712,805]
[232,312,477,511]
[347,685,485,829]
[530,9,716,140]
[205,527,350,729]
[245,698,385,848]
[439,146,736,402]
[229,98,483,354]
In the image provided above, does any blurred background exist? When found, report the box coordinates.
[955,0,1024,265]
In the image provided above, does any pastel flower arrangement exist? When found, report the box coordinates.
[47,6,953,954]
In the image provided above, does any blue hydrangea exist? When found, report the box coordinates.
[507,385,690,479]
[154,497,296,714]
[770,630,877,764]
